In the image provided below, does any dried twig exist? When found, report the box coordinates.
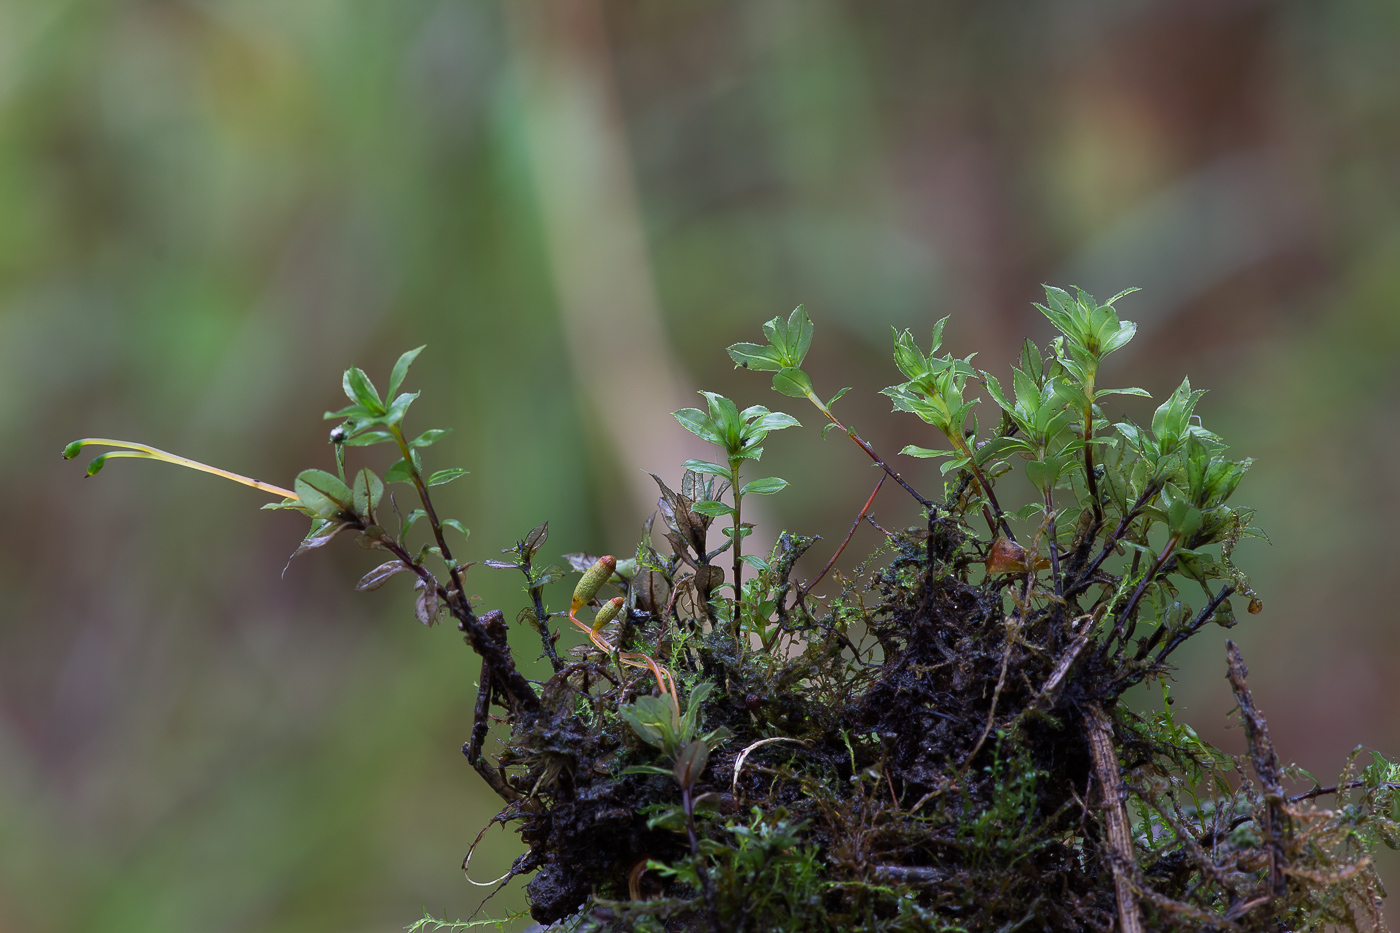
[1226,640,1288,899]
[1084,701,1143,933]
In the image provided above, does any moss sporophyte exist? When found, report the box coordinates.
[67,288,1400,932]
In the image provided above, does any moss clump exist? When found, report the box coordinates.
[70,290,1400,931]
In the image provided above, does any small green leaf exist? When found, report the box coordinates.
[85,455,107,476]
[400,509,426,538]
[748,411,801,434]
[352,467,384,518]
[440,518,468,540]
[384,459,415,485]
[826,386,851,408]
[386,391,419,426]
[63,440,83,460]
[295,469,354,519]
[740,477,788,496]
[771,367,814,398]
[691,500,734,518]
[343,367,385,414]
[427,468,468,487]
[262,498,312,514]
[900,444,954,459]
[739,554,770,572]
[323,403,372,421]
[786,305,814,367]
[342,429,393,447]
[410,428,451,448]
[682,459,732,478]
[387,346,425,398]
[673,408,721,444]
[821,422,843,440]
[1024,459,1052,491]
[727,342,785,372]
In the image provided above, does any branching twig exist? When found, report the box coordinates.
[1226,640,1288,899]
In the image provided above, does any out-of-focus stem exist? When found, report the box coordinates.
[66,438,298,500]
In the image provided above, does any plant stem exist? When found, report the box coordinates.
[1044,488,1061,597]
[802,473,884,598]
[945,430,1015,542]
[372,531,540,715]
[390,426,467,599]
[730,458,744,593]
[68,438,298,499]
[1082,403,1104,528]
[522,553,564,672]
[1106,534,1180,652]
[805,393,934,511]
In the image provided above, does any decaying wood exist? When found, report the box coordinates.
[1085,701,1143,933]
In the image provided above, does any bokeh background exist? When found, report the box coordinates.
[3,1,1399,929]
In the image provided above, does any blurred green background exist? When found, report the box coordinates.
[3,1,1399,929]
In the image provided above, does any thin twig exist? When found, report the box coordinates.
[801,474,885,598]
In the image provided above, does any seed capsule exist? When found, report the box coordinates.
[571,555,616,613]
[591,596,625,633]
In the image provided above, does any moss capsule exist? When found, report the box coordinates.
[591,596,625,633]
[571,555,616,613]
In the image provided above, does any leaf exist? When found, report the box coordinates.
[294,469,354,519]
[673,740,710,790]
[410,428,451,448]
[343,367,385,414]
[826,386,851,408]
[739,554,770,572]
[352,467,384,518]
[384,458,415,485]
[285,520,351,564]
[673,408,721,444]
[427,468,468,487]
[1024,459,1052,491]
[356,560,411,591]
[740,477,788,496]
[691,500,735,518]
[342,429,393,447]
[386,391,419,426]
[727,342,785,372]
[682,459,732,478]
[899,445,954,459]
[524,520,549,556]
[440,518,469,540]
[561,552,603,573]
[747,411,801,434]
[771,367,814,399]
[413,578,442,626]
[387,345,425,398]
[701,392,742,446]
[261,498,313,514]
[400,509,426,539]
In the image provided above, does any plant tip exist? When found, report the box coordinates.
[63,440,83,460]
